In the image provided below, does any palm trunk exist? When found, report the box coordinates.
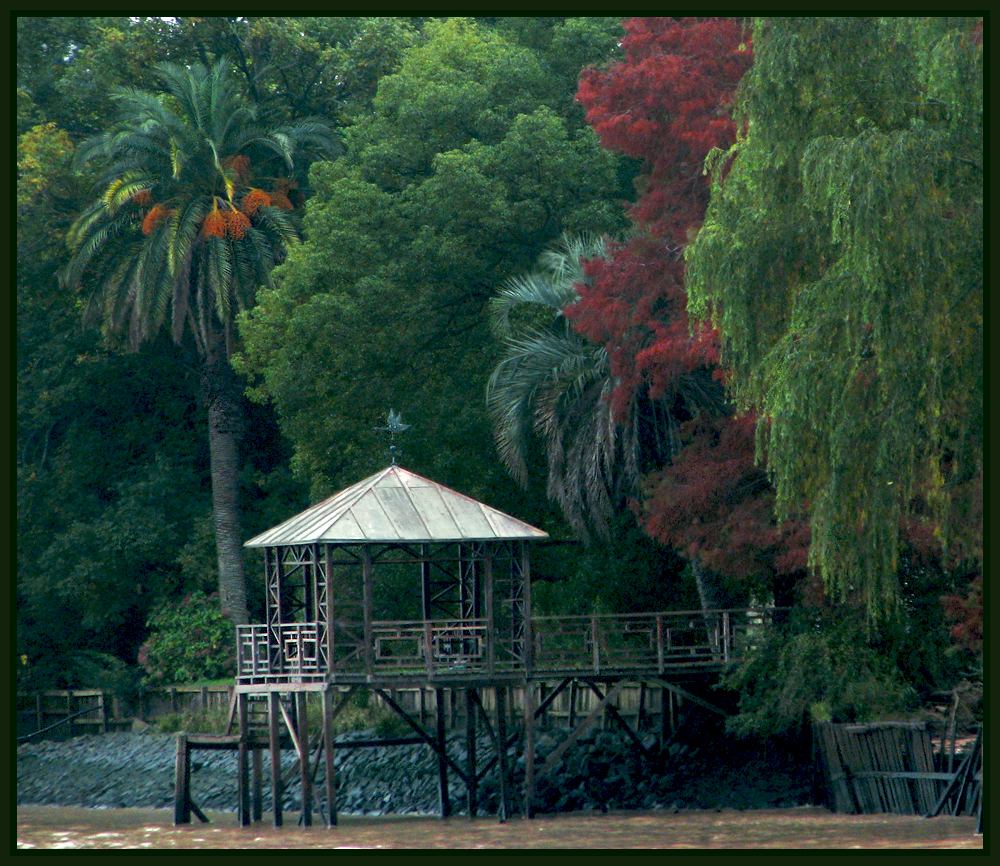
[204,356,250,626]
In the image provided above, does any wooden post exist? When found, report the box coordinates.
[174,734,191,824]
[98,692,107,734]
[296,691,312,826]
[465,688,478,818]
[524,683,536,819]
[435,688,452,818]
[268,692,283,827]
[496,686,510,823]
[252,747,263,822]
[238,694,250,826]
[323,688,338,826]
[362,547,374,678]
[637,682,647,733]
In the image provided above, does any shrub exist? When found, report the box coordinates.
[139,591,236,685]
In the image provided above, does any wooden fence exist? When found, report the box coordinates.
[18,681,700,741]
[813,721,982,817]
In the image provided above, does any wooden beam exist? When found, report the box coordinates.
[649,678,729,717]
[268,692,283,827]
[465,688,478,818]
[296,691,312,826]
[322,688,338,827]
[495,686,510,824]
[536,680,627,781]
[173,734,191,825]
[523,683,536,819]
[435,688,451,818]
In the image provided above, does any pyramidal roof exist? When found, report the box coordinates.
[245,465,548,547]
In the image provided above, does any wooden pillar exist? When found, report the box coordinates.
[496,686,510,823]
[435,688,452,818]
[465,688,478,818]
[268,692,283,827]
[174,734,191,824]
[362,547,374,678]
[637,682,647,732]
[296,691,312,826]
[524,682,536,819]
[323,688,338,826]
[252,748,263,822]
[237,694,250,826]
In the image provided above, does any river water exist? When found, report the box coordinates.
[16,805,982,849]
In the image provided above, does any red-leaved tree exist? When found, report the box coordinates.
[567,18,812,601]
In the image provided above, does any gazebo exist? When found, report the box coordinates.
[172,462,774,828]
[237,464,548,686]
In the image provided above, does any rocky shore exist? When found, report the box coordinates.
[17,725,814,818]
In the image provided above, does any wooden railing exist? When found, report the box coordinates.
[236,608,780,684]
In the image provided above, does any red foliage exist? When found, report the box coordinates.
[941,575,982,655]
[569,17,750,416]
[638,414,810,583]
[568,20,814,591]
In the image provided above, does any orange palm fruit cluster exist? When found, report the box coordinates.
[225,209,252,239]
[202,206,228,238]
[240,188,271,217]
[142,204,173,236]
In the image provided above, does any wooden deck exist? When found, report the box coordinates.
[235,608,777,689]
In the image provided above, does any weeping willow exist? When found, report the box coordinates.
[686,17,982,625]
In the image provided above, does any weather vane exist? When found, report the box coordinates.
[374,409,411,465]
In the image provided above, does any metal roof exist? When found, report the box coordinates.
[245,465,549,547]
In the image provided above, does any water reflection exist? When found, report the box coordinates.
[17,806,981,850]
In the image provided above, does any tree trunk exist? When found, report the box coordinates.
[204,356,250,626]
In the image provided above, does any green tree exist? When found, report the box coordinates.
[60,59,338,625]
[238,17,627,506]
[686,17,983,625]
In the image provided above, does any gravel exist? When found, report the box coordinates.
[17,726,815,818]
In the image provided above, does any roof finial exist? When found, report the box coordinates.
[374,409,411,465]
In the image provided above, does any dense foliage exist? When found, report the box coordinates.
[139,591,237,684]
[17,16,979,724]
[237,17,629,511]
[685,17,983,626]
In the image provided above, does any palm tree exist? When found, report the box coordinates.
[62,60,339,625]
[486,234,650,539]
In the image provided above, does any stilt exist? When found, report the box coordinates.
[435,688,452,818]
[237,695,250,826]
[495,686,510,823]
[174,734,191,825]
[465,688,478,818]
[524,682,536,819]
[323,688,338,826]
[268,692,283,827]
[296,692,312,826]
[252,747,263,821]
